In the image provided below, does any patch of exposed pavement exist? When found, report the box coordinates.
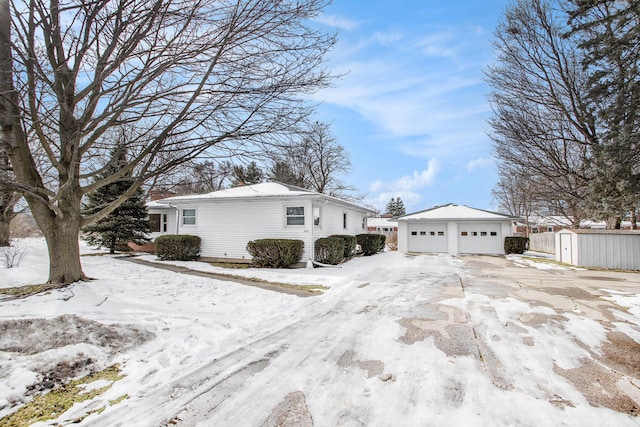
[262,391,313,427]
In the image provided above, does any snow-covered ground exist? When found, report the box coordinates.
[1,238,640,426]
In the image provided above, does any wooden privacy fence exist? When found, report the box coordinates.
[529,232,556,254]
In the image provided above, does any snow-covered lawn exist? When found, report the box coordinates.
[1,238,640,426]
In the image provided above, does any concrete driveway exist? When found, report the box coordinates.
[96,252,640,427]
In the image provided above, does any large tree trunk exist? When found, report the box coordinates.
[28,186,88,284]
[631,210,637,230]
[0,214,11,246]
[41,221,86,284]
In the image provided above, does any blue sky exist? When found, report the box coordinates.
[310,0,512,213]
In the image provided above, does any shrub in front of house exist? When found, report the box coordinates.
[356,233,386,256]
[155,235,201,261]
[504,236,529,254]
[315,237,345,265]
[246,239,304,268]
[329,234,357,259]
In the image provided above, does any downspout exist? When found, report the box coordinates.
[169,203,179,234]
[309,200,315,264]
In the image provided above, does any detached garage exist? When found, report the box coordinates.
[398,204,519,255]
[556,229,640,270]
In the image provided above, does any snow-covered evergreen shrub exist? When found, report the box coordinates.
[315,237,345,265]
[155,235,201,260]
[246,239,304,268]
[329,234,357,259]
[356,234,386,256]
[504,236,529,254]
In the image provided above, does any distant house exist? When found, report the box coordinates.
[366,215,398,234]
[513,215,572,235]
[398,204,520,255]
[148,182,375,263]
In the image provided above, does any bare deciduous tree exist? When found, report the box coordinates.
[486,0,595,228]
[276,121,356,198]
[0,0,335,283]
[0,150,20,246]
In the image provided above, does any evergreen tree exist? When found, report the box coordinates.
[269,161,305,187]
[567,0,640,224]
[384,197,406,217]
[385,198,396,216]
[395,197,406,216]
[232,161,264,186]
[82,148,150,253]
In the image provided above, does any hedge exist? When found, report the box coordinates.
[155,235,201,261]
[246,239,304,268]
[329,234,357,259]
[504,236,529,254]
[315,237,345,265]
[356,233,386,256]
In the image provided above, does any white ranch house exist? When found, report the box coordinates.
[147,182,375,263]
[398,204,519,255]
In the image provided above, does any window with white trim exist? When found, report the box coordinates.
[343,212,347,229]
[149,213,168,232]
[182,209,196,225]
[313,206,321,227]
[286,206,305,226]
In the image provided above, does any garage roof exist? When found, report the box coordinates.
[398,203,520,221]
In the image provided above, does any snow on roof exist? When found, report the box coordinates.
[155,182,375,213]
[158,182,312,201]
[399,203,519,221]
[367,217,398,227]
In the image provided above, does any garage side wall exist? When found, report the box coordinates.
[578,233,640,270]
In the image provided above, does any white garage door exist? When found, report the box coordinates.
[458,222,502,254]
[407,223,448,253]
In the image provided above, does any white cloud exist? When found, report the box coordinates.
[467,157,494,172]
[370,158,441,193]
[314,14,359,30]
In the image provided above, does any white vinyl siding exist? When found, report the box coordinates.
[169,198,371,261]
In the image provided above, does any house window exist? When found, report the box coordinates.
[472,232,478,236]
[182,209,196,225]
[286,206,305,225]
[461,231,468,236]
[420,231,426,235]
[313,206,321,226]
[343,212,347,229]
[481,231,487,236]
[547,227,554,232]
[149,213,168,232]
[362,217,366,230]
[438,231,445,236]
[411,231,417,236]
[430,231,435,236]
[490,231,497,236]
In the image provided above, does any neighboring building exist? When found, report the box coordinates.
[513,215,573,235]
[366,215,398,233]
[397,204,520,255]
[149,182,375,263]
[556,229,640,270]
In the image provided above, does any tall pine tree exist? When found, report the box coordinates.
[385,197,406,217]
[567,0,640,225]
[82,147,150,253]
